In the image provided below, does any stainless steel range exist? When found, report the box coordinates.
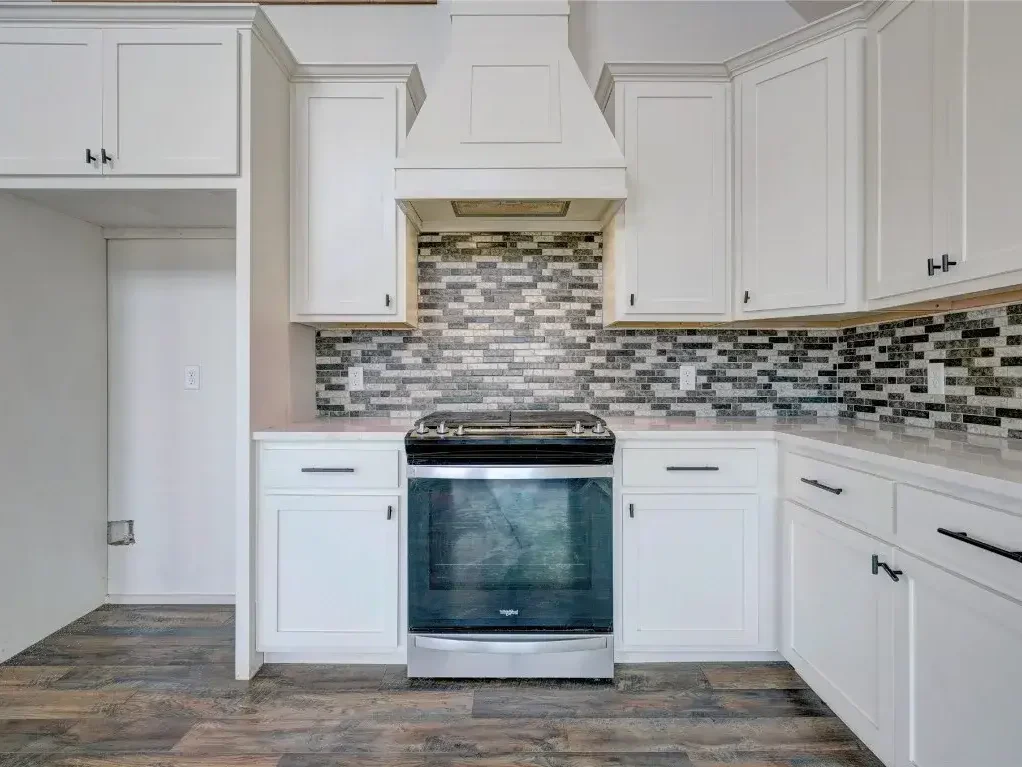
[405,410,614,679]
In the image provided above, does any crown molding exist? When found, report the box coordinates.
[252,9,298,78]
[595,62,730,110]
[0,2,265,26]
[290,63,426,112]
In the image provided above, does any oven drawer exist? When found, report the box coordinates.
[783,452,894,539]
[897,485,1022,602]
[261,447,401,490]
[621,448,758,488]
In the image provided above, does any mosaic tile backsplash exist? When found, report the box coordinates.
[316,232,1022,438]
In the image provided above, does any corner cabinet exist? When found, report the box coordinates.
[600,68,730,324]
[0,27,239,176]
[867,0,1022,305]
[290,67,423,326]
[734,31,864,318]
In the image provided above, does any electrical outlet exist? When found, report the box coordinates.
[927,361,945,396]
[679,365,697,391]
[184,365,200,391]
[348,366,365,392]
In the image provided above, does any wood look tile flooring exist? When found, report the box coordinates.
[0,606,884,766]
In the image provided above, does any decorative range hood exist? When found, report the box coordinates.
[395,0,627,232]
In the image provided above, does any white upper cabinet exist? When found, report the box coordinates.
[736,32,863,317]
[868,0,1022,304]
[0,29,103,175]
[291,74,420,325]
[0,26,238,177]
[602,74,729,324]
[102,28,239,176]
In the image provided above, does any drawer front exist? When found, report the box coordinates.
[897,485,1022,603]
[621,448,758,488]
[261,448,401,490]
[783,453,894,538]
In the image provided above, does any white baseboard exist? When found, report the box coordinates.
[615,649,784,663]
[105,593,234,605]
[263,649,408,664]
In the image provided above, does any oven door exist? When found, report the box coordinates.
[407,465,613,633]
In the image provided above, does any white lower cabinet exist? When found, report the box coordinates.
[893,550,1022,767]
[258,494,399,651]
[622,493,759,648]
[782,502,895,764]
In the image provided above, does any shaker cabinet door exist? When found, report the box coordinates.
[781,503,895,764]
[893,550,1022,767]
[621,494,759,648]
[0,29,103,175]
[101,28,239,175]
[258,494,400,650]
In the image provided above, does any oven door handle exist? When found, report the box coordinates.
[413,635,609,655]
[407,465,613,480]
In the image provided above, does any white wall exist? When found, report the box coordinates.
[0,193,107,662]
[107,237,236,603]
[266,0,804,92]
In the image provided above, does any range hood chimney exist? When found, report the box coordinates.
[395,0,627,231]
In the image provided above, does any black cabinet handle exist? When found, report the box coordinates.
[743,290,751,304]
[666,465,719,472]
[385,293,391,307]
[872,554,903,582]
[629,293,635,306]
[300,467,355,473]
[937,528,1022,564]
[85,148,96,165]
[101,149,112,165]
[387,505,394,520]
[927,257,939,277]
[941,254,957,272]
[800,477,843,495]
[628,503,635,518]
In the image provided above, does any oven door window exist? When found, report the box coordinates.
[408,476,612,632]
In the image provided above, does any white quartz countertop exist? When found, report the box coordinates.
[253,417,1022,491]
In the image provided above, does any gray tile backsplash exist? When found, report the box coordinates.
[315,231,1022,438]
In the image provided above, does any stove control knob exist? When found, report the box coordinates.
[415,422,428,435]
[436,421,448,435]
[456,424,465,436]
[571,420,585,435]
[593,422,606,435]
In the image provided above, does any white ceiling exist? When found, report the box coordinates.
[13,189,236,229]
[786,1,858,24]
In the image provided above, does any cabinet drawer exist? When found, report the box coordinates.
[621,448,758,488]
[783,453,894,538]
[897,485,1022,603]
[261,448,401,490]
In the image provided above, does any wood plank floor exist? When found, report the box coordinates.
[0,606,884,766]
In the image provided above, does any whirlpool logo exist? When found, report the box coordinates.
[498,609,519,617]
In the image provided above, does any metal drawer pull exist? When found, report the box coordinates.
[300,467,356,473]
[937,528,1022,564]
[387,505,393,520]
[666,465,719,472]
[872,554,903,582]
[414,635,608,655]
[800,478,843,495]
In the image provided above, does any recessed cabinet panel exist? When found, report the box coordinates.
[292,82,401,320]
[894,551,1022,767]
[0,29,103,175]
[867,1,941,299]
[619,82,728,319]
[622,494,758,647]
[783,503,894,763]
[738,37,849,313]
[258,494,399,650]
[102,28,239,175]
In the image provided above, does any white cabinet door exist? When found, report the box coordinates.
[0,29,102,175]
[894,550,1022,767]
[617,82,728,319]
[737,35,854,314]
[943,0,1022,287]
[292,82,402,320]
[782,503,895,764]
[258,494,400,650]
[621,494,758,647]
[867,0,942,300]
[101,28,239,175]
